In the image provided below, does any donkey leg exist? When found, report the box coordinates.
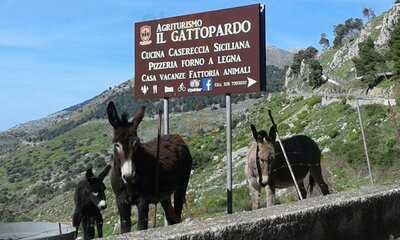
[95,212,103,238]
[137,200,150,230]
[173,191,185,222]
[72,211,81,238]
[82,219,92,240]
[116,199,131,233]
[298,181,307,199]
[161,198,180,225]
[248,183,261,210]
[310,167,330,195]
[266,184,275,207]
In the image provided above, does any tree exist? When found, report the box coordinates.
[389,21,400,74]
[363,8,370,20]
[333,18,363,47]
[363,8,375,21]
[319,33,330,50]
[304,46,318,59]
[309,60,324,89]
[396,0,400,5]
[290,46,319,75]
[352,37,385,86]
[291,50,306,74]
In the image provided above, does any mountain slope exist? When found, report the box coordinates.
[285,4,400,95]
[11,93,400,236]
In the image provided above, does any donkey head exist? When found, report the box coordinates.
[84,165,111,210]
[250,124,277,186]
[106,101,145,183]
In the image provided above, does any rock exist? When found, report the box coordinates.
[330,5,400,70]
[376,4,400,48]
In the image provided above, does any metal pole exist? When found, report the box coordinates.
[163,98,169,135]
[226,94,232,214]
[162,98,170,226]
[58,222,62,234]
[276,133,303,200]
[356,99,374,184]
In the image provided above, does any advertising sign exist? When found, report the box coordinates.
[134,4,266,99]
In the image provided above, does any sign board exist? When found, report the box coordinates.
[134,4,266,99]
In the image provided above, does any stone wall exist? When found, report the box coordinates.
[103,185,400,240]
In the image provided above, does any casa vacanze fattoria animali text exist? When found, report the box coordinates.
[134,4,266,99]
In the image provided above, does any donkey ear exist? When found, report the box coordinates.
[86,168,94,179]
[132,106,145,130]
[269,125,277,142]
[98,165,111,181]
[107,101,120,128]
[250,124,258,141]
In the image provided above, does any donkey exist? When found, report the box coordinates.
[72,165,111,240]
[106,101,193,232]
[246,121,329,209]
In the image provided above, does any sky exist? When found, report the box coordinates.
[0,0,395,131]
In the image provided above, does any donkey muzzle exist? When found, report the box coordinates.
[259,175,269,187]
[97,200,107,210]
[121,160,135,183]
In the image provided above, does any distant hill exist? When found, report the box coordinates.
[266,45,293,69]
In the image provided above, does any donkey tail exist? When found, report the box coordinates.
[308,174,315,195]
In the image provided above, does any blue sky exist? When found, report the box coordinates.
[0,0,394,131]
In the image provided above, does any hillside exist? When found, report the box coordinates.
[285,3,400,96]
[2,4,400,238]
[8,93,399,236]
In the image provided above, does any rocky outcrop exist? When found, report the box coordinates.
[376,4,400,48]
[284,60,312,94]
[329,4,400,71]
[329,24,372,70]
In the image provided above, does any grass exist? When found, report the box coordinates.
[329,60,355,81]
[319,48,338,67]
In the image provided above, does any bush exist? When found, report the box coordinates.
[191,149,213,169]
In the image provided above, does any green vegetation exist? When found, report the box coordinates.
[333,18,363,48]
[319,33,330,50]
[389,20,400,74]
[290,46,318,75]
[309,59,324,89]
[353,37,386,87]
[1,94,398,237]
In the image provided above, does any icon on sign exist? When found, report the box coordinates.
[153,85,158,94]
[139,25,152,46]
[164,86,174,93]
[141,85,149,95]
[178,83,186,92]
[190,79,201,88]
[247,77,257,88]
[201,78,214,92]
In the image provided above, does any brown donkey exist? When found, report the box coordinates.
[246,118,329,209]
[106,102,193,232]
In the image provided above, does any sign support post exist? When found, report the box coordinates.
[163,98,169,135]
[162,97,170,226]
[226,93,232,214]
